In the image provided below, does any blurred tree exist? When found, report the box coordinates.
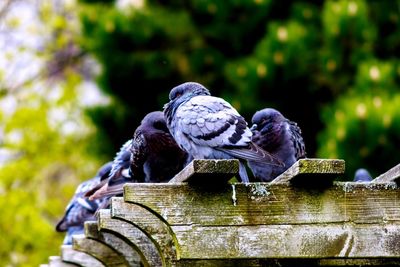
[0,0,106,265]
[78,0,400,179]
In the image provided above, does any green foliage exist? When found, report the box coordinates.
[0,82,101,266]
[318,58,400,178]
[0,0,103,265]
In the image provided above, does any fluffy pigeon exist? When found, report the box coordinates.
[353,168,372,182]
[163,82,283,183]
[129,111,189,182]
[56,161,112,244]
[88,111,188,200]
[248,108,306,182]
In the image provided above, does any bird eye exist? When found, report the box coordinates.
[172,92,182,100]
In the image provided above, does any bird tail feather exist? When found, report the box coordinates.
[219,142,285,167]
[88,183,125,200]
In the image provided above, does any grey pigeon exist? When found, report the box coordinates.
[56,161,112,244]
[163,82,283,183]
[88,111,188,200]
[353,168,372,182]
[248,108,306,182]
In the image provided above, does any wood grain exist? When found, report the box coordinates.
[168,159,239,184]
[61,245,104,267]
[72,234,127,267]
[373,163,400,183]
[271,158,345,185]
[84,221,140,267]
[98,209,161,267]
[123,182,400,226]
[110,197,178,266]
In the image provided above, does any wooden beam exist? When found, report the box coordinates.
[173,258,400,266]
[167,159,239,184]
[123,182,400,226]
[72,234,126,267]
[84,221,141,267]
[171,223,400,259]
[98,209,161,267]
[48,256,75,267]
[271,158,345,185]
[61,245,104,267]
[372,163,400,183]
[110,197,178,265]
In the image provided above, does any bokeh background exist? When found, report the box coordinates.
[1,0,400,265]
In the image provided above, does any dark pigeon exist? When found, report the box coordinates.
[163,82,283,183]
[55,161,112,244]
[87,141,133,200]
[248,108,306,182]
[88,111,188,200]
[353,168,372,182]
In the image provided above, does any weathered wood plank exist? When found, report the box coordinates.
[123,182,400,226]
[167,159,239,184]
[48,256,77,267]
[172,223,400,259]
[111,197,178,266]
[61,245,104,267]
[98,209,161,267]
[174,258,400,266]
[372,163,400,183]
[84,221,140,267]
[72,234,126,267]
[271,158,345,185]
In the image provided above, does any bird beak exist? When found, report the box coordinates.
[250,124,257,131]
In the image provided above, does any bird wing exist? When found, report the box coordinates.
[288,120,307,159]
[175,96,283,165]
[130,131,147,180]
[176,95,252,148]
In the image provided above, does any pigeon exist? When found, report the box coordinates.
[87,111,188,200]
[86,141,133,200]
[353,168,372,182]
[129,111,189,182]
[55,161,112,244]
[248,108,306,182]
[163,82,283,183]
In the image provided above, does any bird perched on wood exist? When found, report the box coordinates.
[55,161,112,244]
[248,108,306,182]
[163,82,283,183]
[87,111,188,200]
[353,168,372,182]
